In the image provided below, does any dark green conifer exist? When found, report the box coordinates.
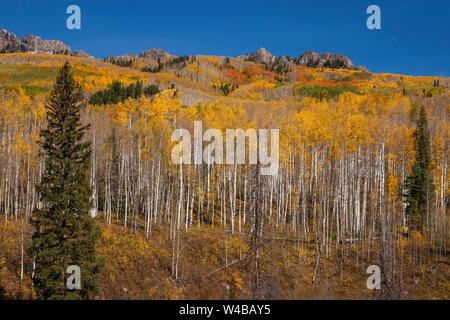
[404,105,433,233]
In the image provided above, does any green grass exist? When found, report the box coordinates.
[0,62,117,93]
[21,85,52,96]
[0,64,57,84]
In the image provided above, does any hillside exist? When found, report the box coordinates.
[0,51,447,104]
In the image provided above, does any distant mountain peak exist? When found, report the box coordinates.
[238,47,276,65]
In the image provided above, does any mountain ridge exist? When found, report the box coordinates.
[0,28,369,72]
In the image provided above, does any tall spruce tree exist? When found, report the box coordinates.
[404,105,433,233]
[30,62,103,300]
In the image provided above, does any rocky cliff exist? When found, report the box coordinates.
[238,47,369,72]
[21,34,71,54]
[238,47,276,66]
[291,51,368,72]
[139,48,176,61]
[0,29,95,57]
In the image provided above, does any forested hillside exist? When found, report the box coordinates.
[0,52,448,299]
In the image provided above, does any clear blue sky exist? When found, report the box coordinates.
[1,0,449,76]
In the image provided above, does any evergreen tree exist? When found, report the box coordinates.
[404,105,433,233]
[30,62,103,300]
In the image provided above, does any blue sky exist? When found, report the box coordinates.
[1,0,449,76]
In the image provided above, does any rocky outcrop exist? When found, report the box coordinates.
[292,51,368,72]
[123,53,138,59]
[0,29,21,53]
[237,49,297,76]
[291,51,321,67]
[238,47,276,66]
[292,51,362,70]
[238,48,369,72]
[139,48,176,61]
[21,34,71,54]
[0,29,94,57]
[274,55,294,71]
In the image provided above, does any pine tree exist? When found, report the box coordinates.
[404,105,433,233]
[30,62,103,300]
